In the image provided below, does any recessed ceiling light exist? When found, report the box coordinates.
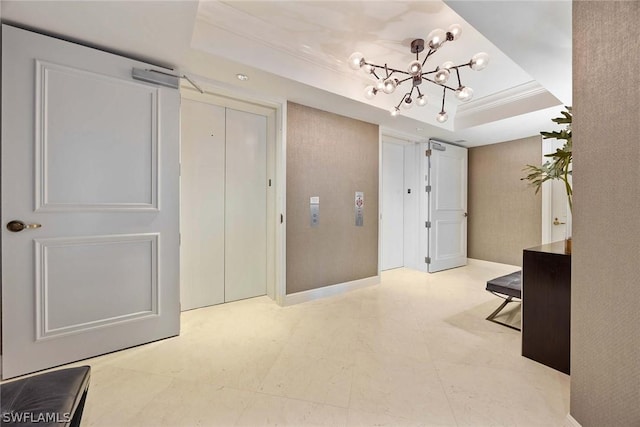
[416,127,424,132]
[236,73,249,81]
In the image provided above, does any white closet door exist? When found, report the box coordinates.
[381,142,405,270]
[225,109,267,302]
[403,143,420,270]
[1,25,180,378]
[180,99,226,310]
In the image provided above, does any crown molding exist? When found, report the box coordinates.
[458,81,549,116]
[454,81,561,130]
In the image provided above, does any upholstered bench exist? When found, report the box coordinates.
[486,271,522,330]
[0,366,90,427]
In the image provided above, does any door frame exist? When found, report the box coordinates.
[379,130,423,272]
[541,137,553,244]
[180,84,286,305]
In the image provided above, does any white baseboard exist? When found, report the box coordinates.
[564,414,581,427]
[282,275,379,306]
[467,258,521,270]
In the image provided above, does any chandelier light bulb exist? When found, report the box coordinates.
[363,63,374,74]
[383,78,397,94]
[401,97,413,110]
[390,107,400,117]
[436,111,449,123]
[447,24,462,41]
[470,52,490,71]
[348,52,365,70]
[416,95,427,106]
[455,86,474,101]
[434,68,450,84]
[376,79,385,91]
[427,28,447,49]
[364,85,377,100]
[408,60,422,76]
[441,61,455,70]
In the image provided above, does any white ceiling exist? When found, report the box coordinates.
[1,0,572,147]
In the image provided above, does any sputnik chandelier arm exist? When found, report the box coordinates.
[349,24,489,123]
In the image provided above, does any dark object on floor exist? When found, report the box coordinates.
[522,242,571,375]
[486,270,522,331]
[0,366,90,427]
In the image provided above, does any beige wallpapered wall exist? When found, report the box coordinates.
[571,2,640,425]
[468,136,542,266]
[286,102,379,294]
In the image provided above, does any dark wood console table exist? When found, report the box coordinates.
[522,241,571,374]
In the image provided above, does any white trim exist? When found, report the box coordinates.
[457,81,549,116]
[380,127,424,144]
[378,128,383,277]
[283,276,379,306]
[541,137,554,244]
[179,82,287,306]
[418,141,429,273]
[455,81,561,130]
[275,102,287,306]
[564,414,582,427]
[467,258,521,270]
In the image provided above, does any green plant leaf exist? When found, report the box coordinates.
[523,106,573,212]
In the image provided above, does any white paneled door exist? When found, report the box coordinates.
[1,25,180,378]
[424,141,468,273]
[181,98,268,309]
[381,142,405,270]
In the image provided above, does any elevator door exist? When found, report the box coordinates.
[225,108,267,302]
[181,99,267,310]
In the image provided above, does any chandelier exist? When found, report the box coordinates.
[348,24,489,123]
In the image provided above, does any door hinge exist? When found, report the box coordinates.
[425,185,431,193]
[268,178,272,187]
[280,214,284,224]
[425,221,431,228]
[425,149,432,157]
[425,256,431,264]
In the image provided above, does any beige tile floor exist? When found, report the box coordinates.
[64,262,568,426]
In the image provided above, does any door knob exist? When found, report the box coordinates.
[553,217,566,226]
[6,220,42,232]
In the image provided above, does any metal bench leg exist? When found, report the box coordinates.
[486,296,521,331]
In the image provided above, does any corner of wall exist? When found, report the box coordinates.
[285,102,379,295]
[467,136,542,266]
